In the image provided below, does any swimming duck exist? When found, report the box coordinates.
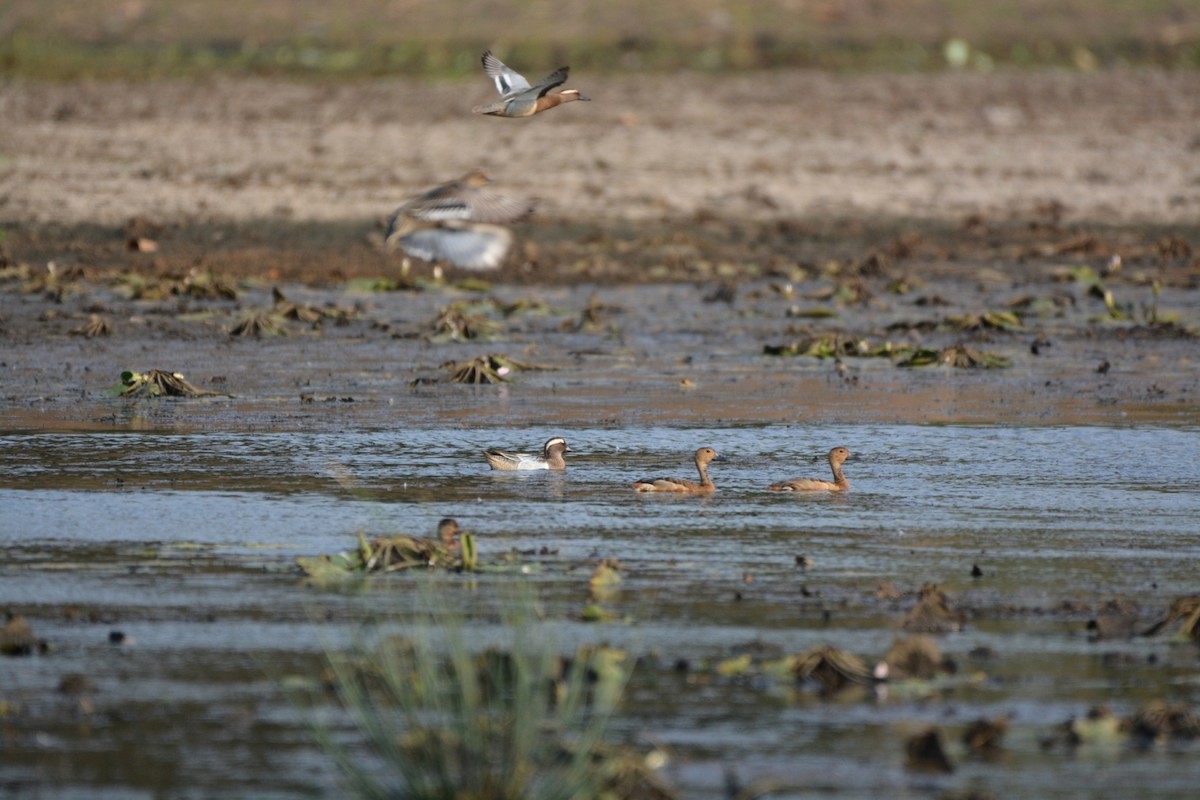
[483,437,571,471]
[632,447,722,493]
[385,170,534,270]
[768,446,851,492]
[473,50,590,118]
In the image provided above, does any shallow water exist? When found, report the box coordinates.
[3,422,1199,798]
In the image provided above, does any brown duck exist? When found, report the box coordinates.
[632,447,722,493]
[769,446,851,492]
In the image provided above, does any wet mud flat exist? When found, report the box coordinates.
[2,68,1200,798]
[3,211,1200,798]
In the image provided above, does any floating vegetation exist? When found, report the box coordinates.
[271,287,356,327]
[1047,700,1199,749]
[789,644,872,693]
[901,583,965,633]
[272,287,322,324]
[178,269,238,300]
[5,261,87,301]
[430,300,498,342]
[1129,701,1200,743]
[906,727,954,773]
[1,613,46,657]
[877,634,947,681]
[493,296,557,317]
[581,558,624,622]
[785,306,839,319]
[764,335,1011,368]
[806,276,871,305]
[963,716,1010,754]
[1062,705,1124,747]
[571,292,622,331]
[297,526,475,583]
[69,314,111,337]
[346,275,421,293]
[118,368,220,398]
[1141,595,1200,641]
[897,343,1011,368]
[944,309,1024,331]
[762,333,861,359]
[229,310,284,337]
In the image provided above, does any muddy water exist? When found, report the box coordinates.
[3,270,1200,797]
[3,420,1199,798]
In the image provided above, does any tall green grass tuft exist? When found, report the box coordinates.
[306,584,672,799]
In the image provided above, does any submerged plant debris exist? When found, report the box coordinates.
[70,314,111,337]
[421,353,556,385]
[118,369,221,398]
[229,310,285,337]
[429,300,498,342]
[297,530,476,582]
[1,613,46,656]
[901,583,965,633]
[1141,595,1200,641]
[764,335,1012,368]
[897,343,1011,369]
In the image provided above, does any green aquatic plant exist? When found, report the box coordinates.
[306,590,674,800]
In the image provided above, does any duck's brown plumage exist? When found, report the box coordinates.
[632,447,721,493]
[769,446,851,492]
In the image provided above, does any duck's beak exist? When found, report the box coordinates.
[711,453,727,462]
[577,93,592,102]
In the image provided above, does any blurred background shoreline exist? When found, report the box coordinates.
[3,0,1198,80]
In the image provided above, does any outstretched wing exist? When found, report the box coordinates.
[401,186,533,225]
[481,50,531,96]
[529,67,569,98]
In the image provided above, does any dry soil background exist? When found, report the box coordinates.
[2,69,1198,234]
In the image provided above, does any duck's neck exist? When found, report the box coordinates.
[535,94,571,112]
[696,460,714,488]
[545,450,566,469]
[830,462,849,488]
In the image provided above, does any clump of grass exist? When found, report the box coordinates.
[306,586,673,799]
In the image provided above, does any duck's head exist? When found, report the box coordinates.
[460,169,493,188]
[543,437,570,455]
[559,89,590,102]
[436,518,461,545]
